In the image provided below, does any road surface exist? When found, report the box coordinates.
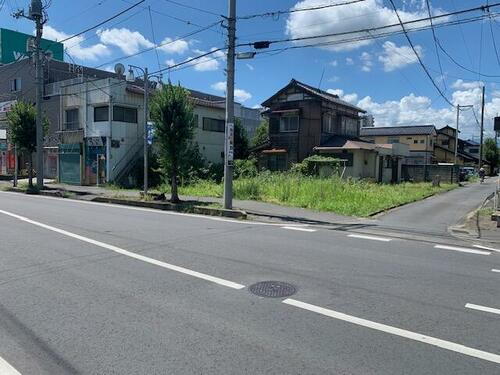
[0,191,499,374]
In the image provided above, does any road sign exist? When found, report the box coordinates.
[226,122,234,165]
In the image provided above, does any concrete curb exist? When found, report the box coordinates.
[92,197,247,219]
[6,187,67,197]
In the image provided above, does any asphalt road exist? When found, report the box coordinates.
[375,178,497,236]
[0,191,499,374]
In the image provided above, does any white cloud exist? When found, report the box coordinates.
[158,37,189,54]
[345,57,354,65]
[378,41,422,72]
[165,59,176,67]
[327,88,358,103]
[330,60,338,67]
[98,28,154,55]
[246,63,254,71]
[328,76,340,82]
[286,0,442,51]
[211,81,252,102]
[360,51,373,72]
[451,79,483,90]
[187,48,226,71]
[43,25,110,61]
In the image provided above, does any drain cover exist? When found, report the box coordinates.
[249,281,297,298]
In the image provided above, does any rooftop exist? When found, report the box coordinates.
[360,125,437,137]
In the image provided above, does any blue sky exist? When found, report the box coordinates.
[1,0,500,138]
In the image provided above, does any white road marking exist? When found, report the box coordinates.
[0,209,245,290]
[281,226,317,232]
[283,298,500,364]
[347,234,392,242]
[0,191,308,228]
[465,303,500,316]
[473,244,500,253]
[492,269,500,273]
[434,245,490,255]
[0,356,21,375]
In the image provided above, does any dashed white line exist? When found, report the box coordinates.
[465,303,500,316]
[473,244,500,253]
[434,245,490,255]
[492,269,500,273]
[283,298,500,364]
[281,226,317,232]
[0,356,21,375]
[0,209,245,290]
[347,234,392,242]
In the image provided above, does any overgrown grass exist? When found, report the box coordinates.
[176,174,457,217]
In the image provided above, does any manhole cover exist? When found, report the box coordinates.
[248,281,297,298]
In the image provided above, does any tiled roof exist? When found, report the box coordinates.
[360,125,436,136]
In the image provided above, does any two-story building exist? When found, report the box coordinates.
[434,125,477,165]
[360,125,437,165]
[258,79,408,182]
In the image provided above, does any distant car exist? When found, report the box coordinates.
[459,167,476,181]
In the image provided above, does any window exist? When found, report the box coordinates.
[10,78,21,92]
[280,116,299,132]
[441,139,449,146]
[340,116,358,137]
[420,139,425,144]
[388,137,400,144]
[94,106,109,122]
[65,108,79,130]
[430,139,433,146]
[203,117,225,132]
[194,114,199,127]
[414,140,418,144]
[322,113,334,133]
[406,137,412,140]
[113,106,137,123]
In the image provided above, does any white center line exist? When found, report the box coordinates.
[434,245,491,255]
[492,269,500,273]
[473,244,500,253]
[281,226,317,232]
[0,356,21,375]
[0,209,245,290]
[348,234,392,242]
[465,303,500,316]
[283,298,500,365]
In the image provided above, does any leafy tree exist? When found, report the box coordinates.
[6,101,48,188]
[251,119,269,147]
[234,118,249,160]
[484,138,499,175]
[150,83,196,203]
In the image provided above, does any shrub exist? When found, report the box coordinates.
[234,158,258,179]
[290,155,342,176]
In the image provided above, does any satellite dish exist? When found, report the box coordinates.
[114,63,125,76]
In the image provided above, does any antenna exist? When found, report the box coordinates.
[114,63,125,77]
[318,66,326,89]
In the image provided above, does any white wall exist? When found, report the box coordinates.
[193,105,225,164]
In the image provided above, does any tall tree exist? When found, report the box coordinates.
[251,119,269,147]
[150,83,195,203]
[234,118,249,160]
[6,101,48,189]
[484,138,499,175]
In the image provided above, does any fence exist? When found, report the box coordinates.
[402,164,459,184]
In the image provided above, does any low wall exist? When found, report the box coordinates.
[402,164,459,183]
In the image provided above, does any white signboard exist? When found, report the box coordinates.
[0,129,6,140]
[226,122,234,164]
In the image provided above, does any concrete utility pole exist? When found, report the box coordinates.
[479,85,486,169]
[224,0,236,209]
[455,104,460,165]
[14,0,45,190]
[143,67,149,195]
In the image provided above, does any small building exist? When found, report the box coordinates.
[258,79,407,182]
[360,125,437,165]
[434,125,476,165]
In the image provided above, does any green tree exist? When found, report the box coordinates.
[150,83,196,203]
[234,118,249,160]
[484,138,499,175]
[6,101,48,188]
[251,119,269,147]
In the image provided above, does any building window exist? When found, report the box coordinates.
[388,137,400,144]
[406,137,412,140]
[280,116,299,132]
[203,117,225,132]
[441,139,449,146]
[430,139,433,146]
[341,116,358,137]
[65,108,79,130]
[420,139,425,144]
[322,113,334,133]
[194,114,199,127]
[113,106,137,123]
[94,106,109,122]
[414,140,418,144]
[10,78,21,92]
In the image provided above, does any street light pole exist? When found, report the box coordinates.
[223,0,236,209]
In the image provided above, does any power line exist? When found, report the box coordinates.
[94,20,222,68]
[238,0,367,20]
[487,6,500,66]
[425,0,446,91]
[162,0,221,17]
[148,6,162,73]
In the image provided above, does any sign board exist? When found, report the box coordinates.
[494,117,500,131]
[0,28,64,64]
[87,137,104,147]
[0,129,6,140]
[225,122,234,165]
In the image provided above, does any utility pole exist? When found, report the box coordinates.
[224,0,236,209]
[479,85,486,169]
[455,104,460,165]
[143,67,149,195]
[14,0,46,190]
